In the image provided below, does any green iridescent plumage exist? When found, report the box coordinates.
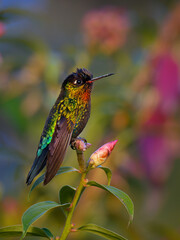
[26,68,113,185]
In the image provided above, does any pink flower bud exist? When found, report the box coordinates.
[88,140,118,168]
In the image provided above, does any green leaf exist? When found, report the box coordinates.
[59,185,76,216]
[78,223,127,240]
[0,225,53,239]
[98,166,112,185]
[59,185,85,216]
[29,166,79,197]
[59,185,76,205]
[87,181,134,221]
[41,228,54,239]
[21,201,68,239]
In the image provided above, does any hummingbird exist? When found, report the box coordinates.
[26,68,114,185]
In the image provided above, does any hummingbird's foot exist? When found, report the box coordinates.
[70,137,91,151]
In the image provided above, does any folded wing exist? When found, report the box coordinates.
[44,116,74,185]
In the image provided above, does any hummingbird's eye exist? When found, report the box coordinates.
[74,79,83,85]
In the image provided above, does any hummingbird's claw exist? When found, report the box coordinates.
[70,137,91,151]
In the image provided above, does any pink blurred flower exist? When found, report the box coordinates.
[119,158,144,180]
[82,7,130,55]
[88,140,118,168]
[2,197,18,214]
[0,22,5,37]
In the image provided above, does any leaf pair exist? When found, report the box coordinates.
[0,224,127,240]
[29,166,79,197]
[29,166,111,196]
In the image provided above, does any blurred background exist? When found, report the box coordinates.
[0,0,180,239]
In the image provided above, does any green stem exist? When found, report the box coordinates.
[60,147,87,240]
[76,150,86,172]
[60,172,86,240]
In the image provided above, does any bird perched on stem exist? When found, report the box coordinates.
[26,68,114,185]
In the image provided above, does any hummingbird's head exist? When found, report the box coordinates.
[62,68,114,100]
[62,68,93,90]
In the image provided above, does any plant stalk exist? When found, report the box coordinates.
[76,150,86,172]
[60,148,87,240]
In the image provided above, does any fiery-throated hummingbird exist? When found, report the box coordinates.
[26,68,114,185]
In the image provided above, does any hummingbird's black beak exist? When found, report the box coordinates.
[88,73,114,82]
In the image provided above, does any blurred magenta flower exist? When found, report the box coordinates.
[138,52,180,186]
[82,7,129,55]
[152,53,180,113]
[139,135,173,186]
[88,140,118,168]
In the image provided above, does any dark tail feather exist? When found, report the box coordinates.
[26,147,48,185]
